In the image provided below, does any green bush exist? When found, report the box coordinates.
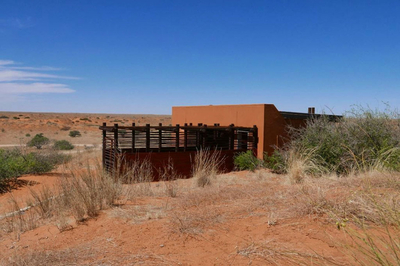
[234,150,262,171]
[53,140,74,150]
[27,133,50,149]
[264,150,286,174]
[69,130,81,137]
[282,106,400,176]
[0,149,71,193]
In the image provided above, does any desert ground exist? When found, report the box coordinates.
[0,113,397,265]
[0,112,171,146]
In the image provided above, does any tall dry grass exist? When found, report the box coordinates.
[0,157,125,234]
[291,171,400,265]
[57,161,123,222]
[192,149,224,187]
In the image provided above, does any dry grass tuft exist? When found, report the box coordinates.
[116,158,154,197]
[286,148,328,184]
[110,204,165,224]
[233,241,342,265]
[58,162,122,222]
[192,149,224,187]
[159,158,180,197]
[169,207,224,235]
[0,157,124,234]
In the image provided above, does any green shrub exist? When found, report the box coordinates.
[27,133,50,149]
[264,150,286,174]
[282,106,400,176]
[0,149,71,193]
[69,130,81,137]
[53,140,74,150]
[234,150,262,171]
[25,133,31,137]
[0,115,9,119]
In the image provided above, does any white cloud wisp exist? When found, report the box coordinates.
[0,83,74,94]
[0,60,77,94]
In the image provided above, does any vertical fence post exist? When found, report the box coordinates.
[228,124,234,150]
[158,123,162,152]
[253,125,258,155]
[102,122,106,169]
[131,122,135,152]
[203,124,207,149]
[113,124,119,174]
[114,124,119,151]
[175,124,180,152]
[146,124,150,152]
[184,123,188,151]
[196,123,201,148]
[213,123,218,146]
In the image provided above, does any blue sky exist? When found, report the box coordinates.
[0,1,399,115]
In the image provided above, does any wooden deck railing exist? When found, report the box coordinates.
[100,123,258,173]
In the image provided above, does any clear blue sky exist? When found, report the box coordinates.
[1,0,399,115]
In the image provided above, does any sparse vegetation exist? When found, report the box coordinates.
[57,162,123,222]
[27,133,50,149]
[25,133,31,137]
[0,148,70,193]
[234,150,262,171]
[266,106,400,177]
[264,150,286,174]
[53,140,74,150]
[69,130,81,137]
[0,115,9,119]
[192,149,224,187]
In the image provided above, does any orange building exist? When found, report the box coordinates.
[172,104,332,159]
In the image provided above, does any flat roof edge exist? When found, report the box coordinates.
[173,104,275,108]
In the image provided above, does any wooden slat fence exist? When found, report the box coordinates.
[100,123,258,176]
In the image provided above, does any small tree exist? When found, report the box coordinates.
[27,133,50,149]
[53,140,74,150]
[69,130,81,137]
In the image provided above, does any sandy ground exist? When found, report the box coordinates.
[0,149,359,265]
[0,112,171,146]
[0,176,349,265]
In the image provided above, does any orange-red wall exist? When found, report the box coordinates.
[172,104,288,158]
[122,150,239,180]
